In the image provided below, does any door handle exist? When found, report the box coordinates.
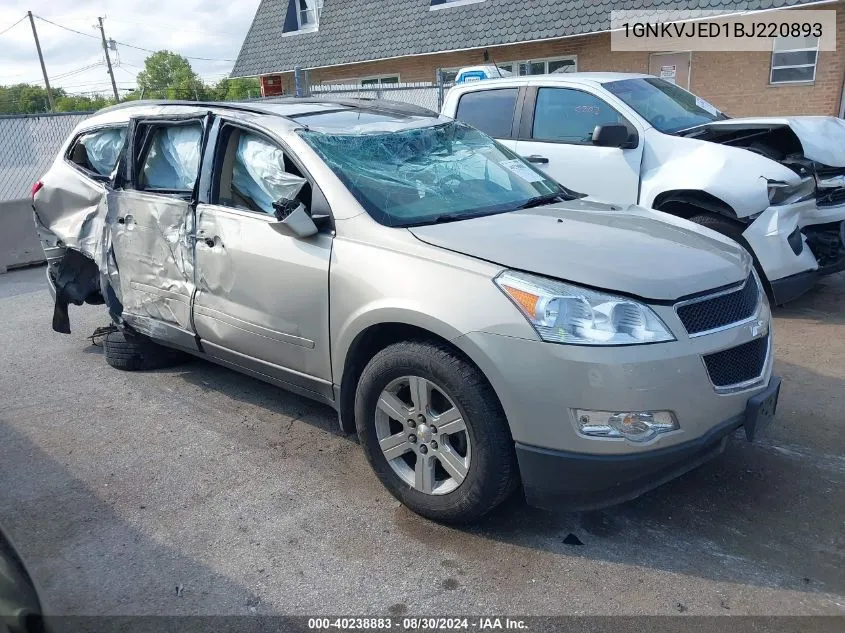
[194,236,219,248]
[526,155,549,165]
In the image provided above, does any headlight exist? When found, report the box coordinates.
[495,270,675,345]
[767,177,815,206]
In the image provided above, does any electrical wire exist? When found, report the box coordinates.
[33,14,236,62]
[33,14,100,40]
[0,14,27,36]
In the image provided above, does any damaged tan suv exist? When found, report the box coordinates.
[33,100,780,522]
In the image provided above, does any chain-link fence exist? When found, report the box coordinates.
[308,81,445,112]
[0,112,91,203]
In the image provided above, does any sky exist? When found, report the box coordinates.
[0,0,262,97]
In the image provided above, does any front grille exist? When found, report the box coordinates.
[676,275,759,336]
[703,335,769,388]
[817,187,845,207]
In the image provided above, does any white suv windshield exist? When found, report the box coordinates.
[604,78,727,134]
[300,120,571,227]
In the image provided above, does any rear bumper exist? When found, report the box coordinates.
[516,378,780,511]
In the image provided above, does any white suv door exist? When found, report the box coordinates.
[514,85,644,205]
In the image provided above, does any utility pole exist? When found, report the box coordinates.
[27,11,53,111]
[97,17,120,102]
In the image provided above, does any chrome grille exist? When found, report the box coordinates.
[676,275,759,336]
[703,335,769,389]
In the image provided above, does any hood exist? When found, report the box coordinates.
[680,116,845,167]
[409,199,749,301]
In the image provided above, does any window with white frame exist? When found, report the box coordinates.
[771,35,819,84]
[296,0,323,30]
[430,0,487,10]
[438,67,461,84]
[518,56,577,75]
[360,75,400,87]
[437,56,576,84]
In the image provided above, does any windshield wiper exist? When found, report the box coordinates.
[401,212,483,227]
[515,193,567,210]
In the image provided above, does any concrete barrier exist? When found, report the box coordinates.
[0,199,43,273]
[0,112,91,273]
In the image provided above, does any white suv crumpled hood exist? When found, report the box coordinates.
[688,116,845,167]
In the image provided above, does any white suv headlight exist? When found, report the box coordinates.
[495,270,675,345]
[767,177,815,206]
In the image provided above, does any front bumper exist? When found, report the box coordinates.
[515,377,779,511]
[454,289,775,510]
[742,199,845,302]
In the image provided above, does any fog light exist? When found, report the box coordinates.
[575,410,678,442]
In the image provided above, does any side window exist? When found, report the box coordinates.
[532,88,628,144]
[66,127,127,178]
[138,123,203,191]
[215,128,310,216]
[455,88,518,139]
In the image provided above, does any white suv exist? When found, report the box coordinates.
[442,72,845,304]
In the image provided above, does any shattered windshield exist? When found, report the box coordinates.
[604,78,728,134]
[299,120,570,227]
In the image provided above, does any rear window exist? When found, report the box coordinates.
[455,88,518,139]
[66,127,127,178]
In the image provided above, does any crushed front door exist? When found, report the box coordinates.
[106,113,211,349]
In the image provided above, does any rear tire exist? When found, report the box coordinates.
[104,329,189,371]
[687,213,772,298]
[354,341,518,523]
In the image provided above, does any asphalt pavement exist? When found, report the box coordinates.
[1,265,843,616]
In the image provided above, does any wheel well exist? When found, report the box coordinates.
[337,323,485,434]
[652,190,737,220]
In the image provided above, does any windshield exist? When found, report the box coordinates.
[299,120,571,227]
[604,77,728,134]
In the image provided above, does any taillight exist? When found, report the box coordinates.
[31,181,43,199]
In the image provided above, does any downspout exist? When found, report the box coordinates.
[839,70,845,118]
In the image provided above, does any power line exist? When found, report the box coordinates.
[33,14,236,62]
[33,14,100,40]
[0,14,27,36]
[110,38,236,62]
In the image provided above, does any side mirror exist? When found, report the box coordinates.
[591,124,635,149]
[272,198,319,238]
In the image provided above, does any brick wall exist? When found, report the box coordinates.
[260,5,845,117]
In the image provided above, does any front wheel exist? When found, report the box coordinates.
[354,341,518,523]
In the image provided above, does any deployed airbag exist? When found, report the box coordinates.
[142,125,202,190]
[232,133,306,214]
[81,128,127,176]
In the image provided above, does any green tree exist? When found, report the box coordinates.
[0,84,52,114]
[0,83,115,115]
[211,76,261,101]
[136,50,207,100]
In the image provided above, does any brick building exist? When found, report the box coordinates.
[231,0,845,118]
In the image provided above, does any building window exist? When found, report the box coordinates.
[360,75,400,87]
[284,0,322,34]
[297,0,323,29]
[430,0,487,10]
[518,56,577,75]
[438,57,576,84]
[437,67,461,84]
[771,35,819,84]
